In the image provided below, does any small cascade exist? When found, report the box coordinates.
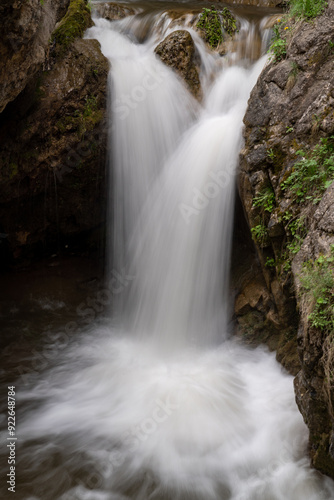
[4,4,334,500]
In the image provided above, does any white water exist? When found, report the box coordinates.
[9,9,334,500]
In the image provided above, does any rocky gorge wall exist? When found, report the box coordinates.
[238,0,334,478]
[0,0,109,266]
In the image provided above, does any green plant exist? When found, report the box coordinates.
[221,7,238,36]
[290,61,299,77]
[281,136,334,204]
[83,95,98,117]
[267,148,276,160]
[268,24,287,62]
[286,125,294,134]
[253,187,276,213]
[52,0,92,57]
[286,216,307,255]
[251,223,269,246]
[289,0,327,20]
[197,7,223,48]
[300,247,334,332]
[329,40,334,51]
[266,257,276,268]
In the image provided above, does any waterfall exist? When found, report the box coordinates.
[6,6,334,500]
[86,15,267,350]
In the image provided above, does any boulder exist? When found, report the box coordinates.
[154,30,202,100]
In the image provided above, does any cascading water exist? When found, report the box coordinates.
[3,5,334,500]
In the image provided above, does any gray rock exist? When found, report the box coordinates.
[154,30,202,100]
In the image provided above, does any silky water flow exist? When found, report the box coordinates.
[6,8,334,500]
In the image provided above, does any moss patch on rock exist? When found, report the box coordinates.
[52,0,93,57]
[196,6,238,49]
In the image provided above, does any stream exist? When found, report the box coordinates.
[1,2,334,499]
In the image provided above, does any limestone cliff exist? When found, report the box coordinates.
[238,0,334,478]
[0,0,109,265]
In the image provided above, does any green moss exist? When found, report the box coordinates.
[267,145,287,174]
[281,136,334,204]
[268,22,287,63]
[251,222,270,247]
[312,434,334,477]
[308,50,326,66]
[9,162,18,179]
[56,116,79,133]
[56,94,103,138]
[52,0,92,58]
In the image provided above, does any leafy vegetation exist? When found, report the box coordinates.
[285,215,307,255]
[253,187,276,213]
[268,23,287,62]
[281,136,334,204]
[251,223,269,247]
[289,0,327,19]
[196,6,237,49]
[52,0,92,57]
[197,7,223,48]
[300,247,334,333]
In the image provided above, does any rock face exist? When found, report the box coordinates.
[239,1,334,478]
[0,0,109,265]
[93,2,135,21]
[155,30,202,100]
[0,0,70,113]
[228,0,286,5]
[232,196,300,375]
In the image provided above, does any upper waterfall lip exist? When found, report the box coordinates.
[92,0,282,24]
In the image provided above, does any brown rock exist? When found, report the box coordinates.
[94,2,135,21]
[154,30,202,100]
[239,0,334,479]
[0,35,109,263]
[0,0,70,113]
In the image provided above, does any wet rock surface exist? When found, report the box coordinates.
[238,1,334,478]
[0,0,70,113]
[155,30,202,100]
[0,0,109,265]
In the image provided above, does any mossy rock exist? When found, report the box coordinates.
[312,433,334,477]
[52,0,93,58]
[196,6,238,49]
[221,7,238,37]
